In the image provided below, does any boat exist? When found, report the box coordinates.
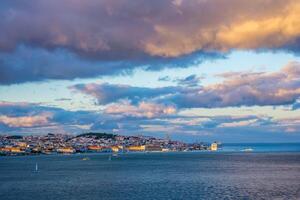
[82,157,90,161]
[112,152,118,157]
[34,163,38,173]
[241,148,254,152]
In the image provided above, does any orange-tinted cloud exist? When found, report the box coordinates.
[1,0,300,59]
[1,0,300,84]
[144,0,300,56]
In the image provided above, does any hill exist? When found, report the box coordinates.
[76,132,116,139]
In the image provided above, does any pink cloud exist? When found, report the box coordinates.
[0,112,53,128]
[105,101,176,118]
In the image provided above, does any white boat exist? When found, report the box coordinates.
[34,163,38,172]
[241,148,254,152]
[112,152,118,157]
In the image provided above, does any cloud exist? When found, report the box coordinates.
[143,0,300,57]
[167,62,300,108]
[104,101,177,118]
[0,46,141,84]
[72,62,300,108]
[0,101,299,142]
[0,45,220,85]
[0,113,52,128]
[218,119,259,128]
[2,0,300,58]
[158,76,171,82]
[158,74,203,87]
[55,98,72,102]
[292,102,300,110]
[0,101,175,134]
[175,74,202,87]
[0,101,99,132]
[70,83,180,105]
[1,0,300,84]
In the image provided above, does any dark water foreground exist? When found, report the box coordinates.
[0,152,300,200]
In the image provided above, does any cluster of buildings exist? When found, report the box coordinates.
[0,133,218,156]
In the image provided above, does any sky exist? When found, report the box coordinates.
[1,0,300,142]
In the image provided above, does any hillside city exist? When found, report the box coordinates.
[0,133,218,156]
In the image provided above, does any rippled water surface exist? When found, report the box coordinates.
[1,152,300,200]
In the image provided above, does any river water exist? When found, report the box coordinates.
[0,145,300,199]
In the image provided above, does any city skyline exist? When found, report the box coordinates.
[1,0,300,142]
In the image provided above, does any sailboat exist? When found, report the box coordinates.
[34,163,39,173]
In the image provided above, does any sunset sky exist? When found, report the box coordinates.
[1,0,300,142]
